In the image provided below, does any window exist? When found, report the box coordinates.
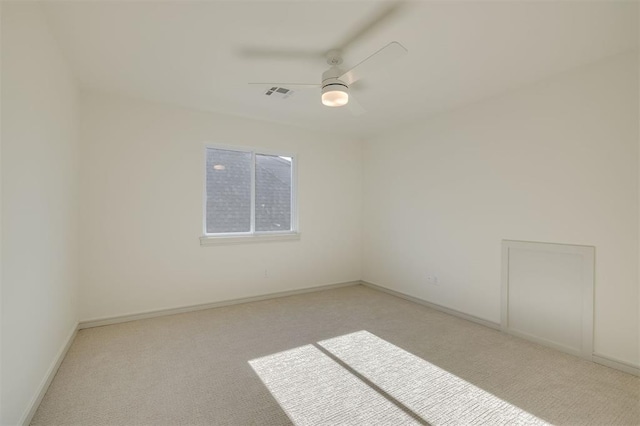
[201,146,297,243]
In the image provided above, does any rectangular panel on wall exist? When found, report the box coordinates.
[501,240,594,360]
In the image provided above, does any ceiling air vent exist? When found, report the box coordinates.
[265,87,294,99]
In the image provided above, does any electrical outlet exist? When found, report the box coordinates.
[264,269,269,278]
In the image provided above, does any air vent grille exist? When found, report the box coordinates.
[265,87,294,99]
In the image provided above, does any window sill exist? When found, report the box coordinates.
[200,232,301,246]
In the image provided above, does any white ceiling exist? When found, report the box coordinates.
[43,1,638,138]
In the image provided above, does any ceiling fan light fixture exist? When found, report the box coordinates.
[322,84,349,107]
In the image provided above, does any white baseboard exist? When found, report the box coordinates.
[592,353,640,377]
[361,281,640,377]
[19,282,359,424]
[19,321,79,426]
[20,279,636,426]
[360,280,501,330]
[79,281,361,329]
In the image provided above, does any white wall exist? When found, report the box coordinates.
[79,92,362,321]
[1,3,79,425]
[362,52,639,366]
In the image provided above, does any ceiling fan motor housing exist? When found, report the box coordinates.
[321,67,349,107]
[322,66,344,85]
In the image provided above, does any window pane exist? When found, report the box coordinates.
[255,154,292,232]
[206,148,252,233]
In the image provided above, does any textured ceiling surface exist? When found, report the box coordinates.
[44,1,639,137]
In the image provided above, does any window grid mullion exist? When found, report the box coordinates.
[250,151,256,234]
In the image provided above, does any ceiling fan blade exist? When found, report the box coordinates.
[348,95,366,116]
[239,47,325,61]
[334,1,407,52]
[249,83,321,90]
[339,41,407,86]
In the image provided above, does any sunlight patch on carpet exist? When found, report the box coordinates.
[249,344,420,425]
[250,331,548,425]
[318,331,548,425]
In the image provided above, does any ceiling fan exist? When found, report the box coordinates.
[244,1,409,114]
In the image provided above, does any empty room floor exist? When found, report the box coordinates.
[32,285,639,425]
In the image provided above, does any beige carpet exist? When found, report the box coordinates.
[32,285,639,425]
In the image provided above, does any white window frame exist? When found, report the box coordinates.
[200,144,299,246]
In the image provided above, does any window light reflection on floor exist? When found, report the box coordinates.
[250,344,419,425]
[249,330,548,426]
